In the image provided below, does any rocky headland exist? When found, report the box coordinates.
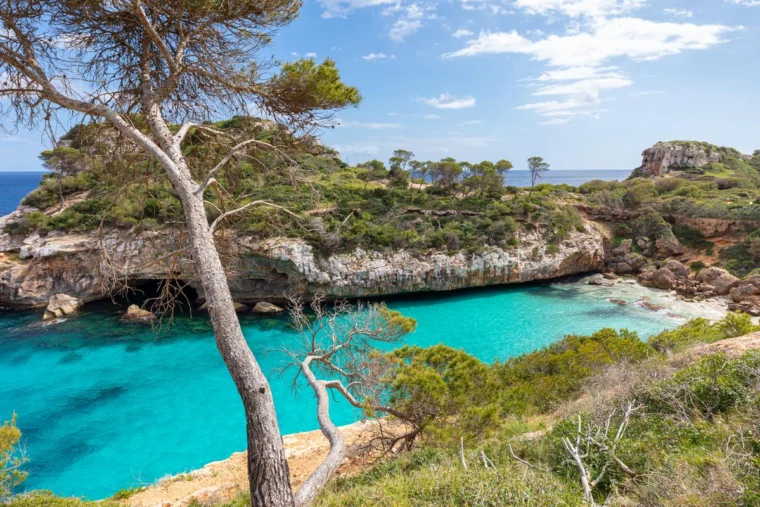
[2,137,760,316]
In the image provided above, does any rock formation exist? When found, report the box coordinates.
[0,219,607,309]
[634,142,724,178]
[252,302,285,314]
[122,304,154,323]
[42,293,83,320]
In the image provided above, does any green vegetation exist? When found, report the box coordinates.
[309,313,760,506]
[1,414,27,501]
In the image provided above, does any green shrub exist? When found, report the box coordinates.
[643,352,760,419]
[648,313,759,353]
[496,328,652,415]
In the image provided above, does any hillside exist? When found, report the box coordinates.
[2,128,760,313]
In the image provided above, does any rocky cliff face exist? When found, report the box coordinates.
[0,216,606,308]
[635,142,723,178]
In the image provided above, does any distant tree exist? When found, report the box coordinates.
[358,159,387,172]
[528,157,550,193]
[408,160,426,198]
[389,149,414,187]
[495,159,513,185]
[38,147,85,211]
[1,414,27,500]
[436,157,463,193]
[358,160,389,192]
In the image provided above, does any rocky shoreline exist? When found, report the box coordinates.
[0,216,607,310]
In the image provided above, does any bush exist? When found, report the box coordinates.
[496,328,652,415]
[648,313,759,353]
[643,352,760,419]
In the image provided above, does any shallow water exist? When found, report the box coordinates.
[0,280,712,499]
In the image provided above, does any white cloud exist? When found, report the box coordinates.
[663,8,693,18]
[389,19,423,41]
[318,0,396,18]
[444,16,738,125]
[304,52,318,58]
[458,120,484,125]
[514,0,646,18]
[726,0,760,6]
[444,18,736,67]
[453,29,474,38]
[423,113,442,119]
[337,120,403,129]
[334,144,381,156]
[362,52,395,61]
[518,96,601,114]
[541,117,572,125]
[533,76,633,95]
[421,93,477,109]
[536,66,622,81]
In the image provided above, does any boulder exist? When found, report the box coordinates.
[611,239,632,257]
[652,267,676,290]
[42,293,83,320]
[253,301,284,314]
[662,260,689,279]
[637,266,657,287]
[610,299,628,306]
[729,295,760,316]
[730,277,760,303]
[635,237,651,252]
[603,271,619,280]
[655,236,684,258]
[638,299,665,312]
[696,267,740,296]
[122,304,154,323]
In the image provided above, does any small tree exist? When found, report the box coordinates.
[389,149,414,188]
[38,147,85,211]
[528,156,550,192]
[495,159,513,186]
[1,414,27,501]
[285,296,416,505]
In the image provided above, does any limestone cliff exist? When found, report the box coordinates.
[633,141,724,178]
[0,215,606,308]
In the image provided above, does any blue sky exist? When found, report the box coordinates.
[1,0,759,171]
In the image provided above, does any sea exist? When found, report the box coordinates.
[0,168,677,500]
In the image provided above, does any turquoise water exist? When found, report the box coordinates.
[1,281,693,499]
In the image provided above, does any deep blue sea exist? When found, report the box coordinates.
[0,172,46,216]
[0,168,679,500]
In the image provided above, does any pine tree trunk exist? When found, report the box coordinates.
[177,187,295,506]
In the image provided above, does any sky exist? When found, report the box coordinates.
[1,0,759,171]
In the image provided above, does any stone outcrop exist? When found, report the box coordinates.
[252,302,284,314]
[122,304,154,323]
[605,239,648,275]
[0,219,607,308]
[42,293,83,320]
[634,142,723,178]
[696,268,740,296]
[728,276,760,315]
[671,215,760,239]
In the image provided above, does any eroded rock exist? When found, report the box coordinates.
[696,267,740,296]
[42,293,83,320]
[122,304,154,323]
[253,302,284,314]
